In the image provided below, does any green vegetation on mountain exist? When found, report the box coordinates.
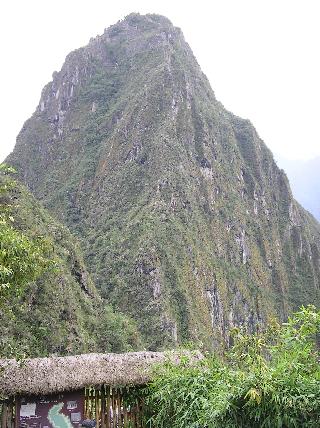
[7,13,320,351]
[0,164,53,297]
[0,165,141,357]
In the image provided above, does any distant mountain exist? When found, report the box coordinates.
[7,13,320,350]
[277,156,320,222]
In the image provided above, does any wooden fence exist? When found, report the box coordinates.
[84,385,146,428]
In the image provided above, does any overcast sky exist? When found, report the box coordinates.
[1,0,319,162]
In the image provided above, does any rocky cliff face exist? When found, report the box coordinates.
[8,13,320,350]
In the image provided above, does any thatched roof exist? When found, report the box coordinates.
[0,351,202,396]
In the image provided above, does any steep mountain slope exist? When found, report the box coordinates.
[7,13,320,350]
[0,178,141,357]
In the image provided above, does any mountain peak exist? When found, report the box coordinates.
[31,12,191,128]
[7,15,320,350]
[99,12,180,46]
[112,12,176,30]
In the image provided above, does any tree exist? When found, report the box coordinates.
[0,164,53,299]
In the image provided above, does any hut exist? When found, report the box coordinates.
[0,351,202,428]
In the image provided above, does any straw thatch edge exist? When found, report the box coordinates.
[0,350,202,396]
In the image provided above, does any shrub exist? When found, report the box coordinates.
[146,306,320,427]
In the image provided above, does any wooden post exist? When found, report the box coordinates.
[2,403,8,428]
[9,401,14,428]
[136,399,141,428]
[111,388,114,428]
[117,389,122,428]
[91,387,95,420]
[84,388,88,419]
[101,386,106,428]
[15,397,19,428]
[95,388,99,428]
[140,398,145,428]
[86,387,91,419]
[106,386,111,428]
[87,387,90,419]
[6,402,11,428]
[114,389,117,428]
[123,390,128,428]
[113,389,117,428]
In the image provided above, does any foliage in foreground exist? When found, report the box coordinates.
[0,163,53,297]
[146,306,320,428]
